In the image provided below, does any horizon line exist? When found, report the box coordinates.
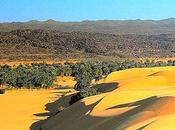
[1,17,175,23]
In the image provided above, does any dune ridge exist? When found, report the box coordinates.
[40,66,175,130]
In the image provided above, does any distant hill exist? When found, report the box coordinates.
[1,18,175,34]
[1,29,175,60]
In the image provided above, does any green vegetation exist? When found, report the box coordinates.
[69,59,175,104]
[0,63,57,88]
[0,59,174,96]
[69,87,98,105]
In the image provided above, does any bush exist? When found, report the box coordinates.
[0,59,172,89]
[0,64,57,88]
[0,89,5,94]
[69,87,98,105]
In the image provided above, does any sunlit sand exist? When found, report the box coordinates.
[0,89,60,130]
[40,66,175,130]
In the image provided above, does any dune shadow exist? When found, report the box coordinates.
[39,98,104,130]
[38,96,161,130]
[93,82,119,93]
[30,89,76,130]
[108,96,158,109]
[34,112,51,117]
[30,120,45,130]
[30,94,175,130]
[92,96,173,130]
[137,121,155,130]
[30,84,171,130]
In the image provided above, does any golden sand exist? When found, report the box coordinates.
[54,76,76,88]
[40,66,175,130]
[0,89,62,130]
[2,66,175,130]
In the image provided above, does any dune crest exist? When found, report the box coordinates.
[40,66,175,130]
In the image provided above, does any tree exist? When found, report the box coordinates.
[0,65,12,85]
[102,62,110,75]
[69,86,98,105]
[74,74,91,91]
[62,65,72,76]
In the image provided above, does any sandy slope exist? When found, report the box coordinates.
[54,76,76,88]
[0,89,64,130]
[40,66,175,130]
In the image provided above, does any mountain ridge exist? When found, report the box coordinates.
[1,18,175,34]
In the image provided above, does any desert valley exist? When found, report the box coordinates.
[1,0,175,130]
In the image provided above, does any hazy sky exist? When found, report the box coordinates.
[0,0,175,22]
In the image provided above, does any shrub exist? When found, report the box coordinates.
[0,89,5,94]
[0,60,172,89]
[69,87,98,105]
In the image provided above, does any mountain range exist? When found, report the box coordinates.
[1,18,175,34]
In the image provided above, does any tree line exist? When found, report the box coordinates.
[69,59,175,104]
[0,59,174,95]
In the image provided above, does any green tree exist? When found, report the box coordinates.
[69,86,98,105]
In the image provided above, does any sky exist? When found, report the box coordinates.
[0,0,175,22]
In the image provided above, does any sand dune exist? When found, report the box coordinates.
[40,66,175,130]
[0,89,69,130]
[54,76,76,88]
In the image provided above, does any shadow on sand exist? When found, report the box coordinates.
[30,89,76,130]
[30,82,119,130]
[36,96,166,130]
[94,82,119,93]
[30,82,118,130]
[30,82,169,130]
